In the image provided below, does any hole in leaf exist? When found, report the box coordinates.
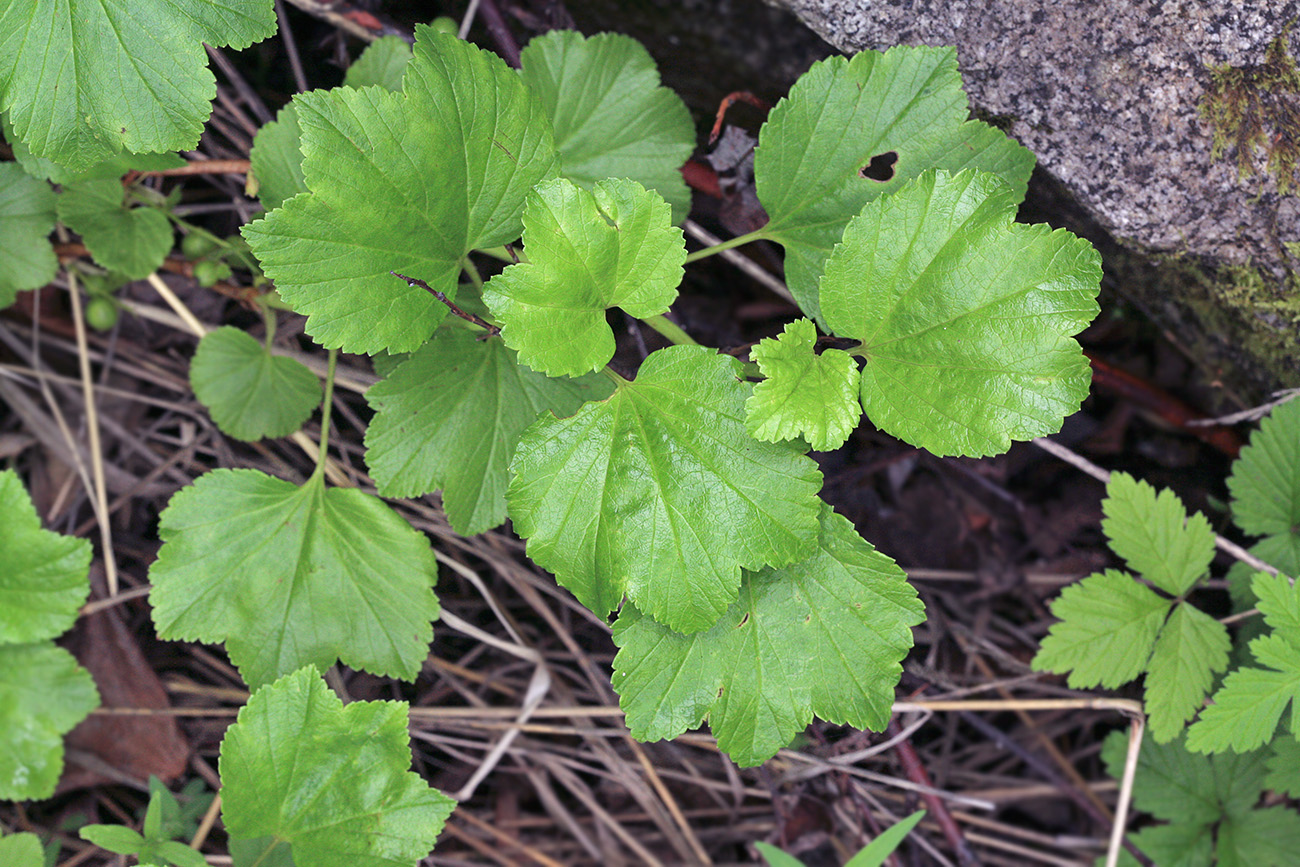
[735,613,750,628]
[859,151,899,182]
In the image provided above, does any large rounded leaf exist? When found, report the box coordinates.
[820,170,1100,456]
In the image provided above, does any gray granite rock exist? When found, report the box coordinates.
[766,0,1300,398]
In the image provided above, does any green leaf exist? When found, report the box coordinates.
[80,825,146,855]
[343,36,412,91]
[220,668,455,867]
[819,169,1099,456]
[0,162,57,307]
[248,103,308,212]
[754,842,806,867]
[1229,396,1300,537]
[4,111,185,183]
[57,179,173,279]
[754,45,1034,322]
[228,838,294,867]
[483,177,684,376]
[1120,824,1213,867]
[154,841,209,867]
[0,833,44,867]
[189,326,322,441]
[0,0,276,171]
[509,345,823,632]
[1102,472,1216,595]
[612,504,922,766]
[243,26,558,354]
[0,469,92,644]
[364,329,610,535]
[148,469,440,689]
[746,318,861,451]
[845,810,926,867]
[1032,569,1168,688]
[1145,603,1231,742]
[1267,734,1300,798]
[519,30,695,224]
[0,643,99,800]
[1219,807,1300,867]
[1188,642,1300,753]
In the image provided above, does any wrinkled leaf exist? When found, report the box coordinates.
[509,345,822,632]
[0,0,276,171]
[745,317,861,451]
[57,179,173,279]
[819,170,1099,456]
[343,35,412,91]
[0,162,56,307]
[0,643,99,800]
[243,26,558,354]
[483,177,684,376]
[365,329,611,534]
[612,504,922,766]
[248,103,307,212]
[149,469,440,689]
[754,45,1033,321]
[220,668,454,867]
[519,29,694,223]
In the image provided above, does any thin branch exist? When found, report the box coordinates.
[391,271,500,336]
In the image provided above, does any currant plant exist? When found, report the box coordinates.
[1,7,1107,864]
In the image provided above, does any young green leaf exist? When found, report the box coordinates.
[0,469,92,643]
[0,162,57,307]
[79,825,147,856]
[519,30,695,224]
[57,179,173,279]
[1229,396,1300,538]
[1103,472,1216,596]
[343,35,413,91]
[243,26,559,354]
[1032,569,1168,688]
[1188,571,1300,753]
[0,833,43,867]
[745,317,861,451]
[1266,735,1300,798]
[509,345,823,632]
[483,177,685,376]
[612,505,922,766]
[365,329,611,535]
[220,668,455,867]
[844,810,926,867]
[248,103,308,212]
[753,45,1034,321]
[189,326,322,442]
[0,643,99,800]
[754,842,806,867]
[819,169,1100,457]
[1145,603,1231,743]
[0,0,276,171]
[149,469,440,689]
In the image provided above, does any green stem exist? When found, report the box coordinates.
[312,349,339,481]
[260,302,277,352]
[641,314,698,346]
[460,256,484,291]
[682,227,771,264]
[602,366,629,387]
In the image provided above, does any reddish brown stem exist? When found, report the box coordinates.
[709,91,771,144]
[888,719,981,866]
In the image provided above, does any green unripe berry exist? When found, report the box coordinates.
[193,260,232,288]
[84,296,119,331]
[430,16,458,35]
[181,232,219,259]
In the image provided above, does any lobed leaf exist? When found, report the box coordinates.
[343,35,412,91]
[483,177,685,376]
[754,45,1034,321]
[0,643,99,800]
[189,326,322,441]
[243,26,558,354]
[1102,472,1216,596]
[364,329,611,535]
[612,504,922,766]
[220,668,455,867]
[819,170,1099,456]
[1101,730,1258,825]
[0,0,276,171]
[1218,807,1300,866]
[1229,396,1300,538]
[149,469,440,689]
[248,103,308,212]
[519,30,695,223]
[1266,735,1300,799]
[1117,824,1212,867]
[1032,569,1168,688]
[508,345,823,632]
[0,468,92,644]
[745,318,861,451]
[57,178,173,279]
[0,162,57,307]
[1145,603,1230,743]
